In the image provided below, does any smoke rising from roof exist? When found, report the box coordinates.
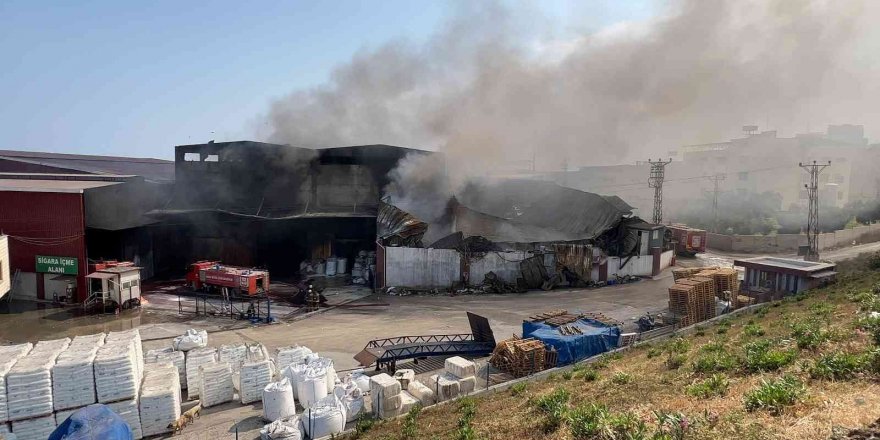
[265,0,879,224]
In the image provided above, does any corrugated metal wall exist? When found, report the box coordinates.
[384,247,460,287]
[0,191,87,300]
[469,251,533,284]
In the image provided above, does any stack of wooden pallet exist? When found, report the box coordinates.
[489,337,547,378]
[544,314,579,327]
[668,275,716,326]
[581,312,622,327]
[672,267,702,281]
[711,268,740,307]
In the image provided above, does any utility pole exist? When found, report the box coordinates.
[707,173,726,233]
[647,158,673,224]
[799,160,831,261]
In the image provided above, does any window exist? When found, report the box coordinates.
[122,281,131,289]
[204,154,219,162]
[184,152,201,161]
[130,279,139,287]
[738,171,749,181]
[652,230,659,240]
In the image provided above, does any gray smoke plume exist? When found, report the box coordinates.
[265,0,879,222]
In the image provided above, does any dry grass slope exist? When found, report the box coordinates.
[349,258,880,440]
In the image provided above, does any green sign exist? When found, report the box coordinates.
[35,255,78,275]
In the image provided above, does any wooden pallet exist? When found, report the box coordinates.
[581,312,623,327]
[544,314,579,327]
[558,325,583,336]
[528,309,568,322]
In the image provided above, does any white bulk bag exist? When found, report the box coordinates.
[349,371,370,393]
[281,364,309,402]
[260,417,302,440]
[173,329,208,352]
[444,356,476,378]
[262,378,296,422]
[333,382,364,423]
[307,357,337,390]
[407,380,436,406]
[301,397,344,439]
[296,374,328,409]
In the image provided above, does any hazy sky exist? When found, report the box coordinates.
[0,0,654,159]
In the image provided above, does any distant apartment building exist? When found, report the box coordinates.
[541,125,879,216]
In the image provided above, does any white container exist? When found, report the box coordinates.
[325,258,338,276]
[335,258,348,274]
[262,378,296,422]
[314,262,325,275]
[296,375,328,409]
[302,397,345,439]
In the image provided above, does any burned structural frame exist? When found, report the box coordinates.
[148,141,429,278]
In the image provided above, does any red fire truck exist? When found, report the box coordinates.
[668,224,708,257]
[186,261,270,296]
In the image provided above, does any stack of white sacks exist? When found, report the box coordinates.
[240,359,274,404]
[144,347,186,391]
[108,399,143,439]
[139,362,181,437]
[0,343,33,425]
[427,356,477,402]
[94,338,140,404]
[7,338,70,427]
[276,345,312,369]
[10,414,56,440]
[369,373,402,420]
[199,362,233,408]
[218,344,247,374]
[52,333,105,412]
[106,330,143,381]
[185,347,217,400]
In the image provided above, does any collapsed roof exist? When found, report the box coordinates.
[448,179,634,243]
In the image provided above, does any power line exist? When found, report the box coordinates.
[799,160,831,261]
[647,158,672,224]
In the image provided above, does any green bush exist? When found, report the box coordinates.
[580,368,599,382]
[742,340,796,372]
[562,371,573,380]
[743,375,806,415]
[692,351,739,374]
[857,315,880,346]
[509,382,528,396]
[534,388,570,433]
[666,337,691,355]
[611,372,633,385]
[743,323,765,337]
[646,347,661,359]
[355,414,377,436]
[568,404,648,440]
[686,374,730,399]
[402,405,422,440]
[809,303,836,320]
[809,352,865,380]
[457,398,479,440]
[666,354,686,370]
[700,341,726,353]
[789,319,830,350]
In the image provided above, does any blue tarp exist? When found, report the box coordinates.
[49,404,133,440]
[522,318,620,366]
